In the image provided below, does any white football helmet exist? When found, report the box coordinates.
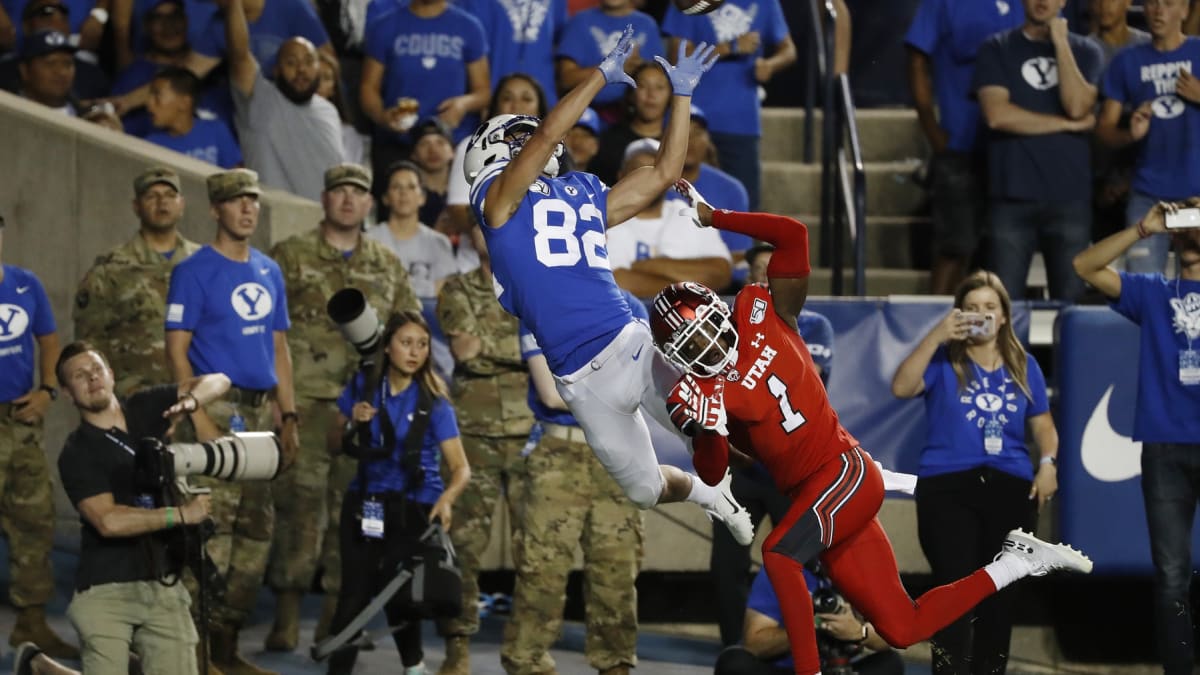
[463,114,563,185]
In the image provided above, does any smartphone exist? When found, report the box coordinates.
[1165,207,1200,230]
[960,312,995,337]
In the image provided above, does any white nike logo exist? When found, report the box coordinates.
[15,286,29,294]
[1081,384,1142,482]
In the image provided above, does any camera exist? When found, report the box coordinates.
[135,432,282,495]
[327,288,383,357]
[811,572,860,675]
[960,312,995,338]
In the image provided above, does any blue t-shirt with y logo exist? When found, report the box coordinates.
[556,8,665,106]
[365,3,488,143]
[973,28,1103,202]
[904,0,1025,153]
[661,0,790,137]
[462,0,566,104]
[1101,38,1200,201]
[918,346,1049,480]
[1111,273,1200,443]
[472,163,633,376]
[165,246,290,390]
[0,266,56,403]
[144,118,243,169]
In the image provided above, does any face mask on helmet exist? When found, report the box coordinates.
[463,114,563,185]
[667,303,739,377]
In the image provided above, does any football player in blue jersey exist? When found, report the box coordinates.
[461,26,754,545]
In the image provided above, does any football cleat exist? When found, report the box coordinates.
[999,529,1093,576]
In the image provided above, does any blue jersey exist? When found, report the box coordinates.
[365,2,488,143]
[1112,273,1200,443]
[519,289,647,425]
[472,163,633,376]
[165,246,290,390]
[337,372,459,502]
[1101,38,1200,201]
[196,0,328,73]
[144,118,242,169]
[918,346,1049,480]
[904,0,1025,152]
[556,8,664,106]
[0,266,56,403]
[462,0,566,105]
[661,0,789,137]
[114,59,233,138]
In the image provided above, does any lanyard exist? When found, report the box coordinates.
[1178,280,1194,352]
[104,430,137,457]
[969,360,1004,423]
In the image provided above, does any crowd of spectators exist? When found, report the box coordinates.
[908,0,1200,300]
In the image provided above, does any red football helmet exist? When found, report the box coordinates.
[650,282,739,378]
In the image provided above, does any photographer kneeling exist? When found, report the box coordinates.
[326,311,470,675]
[36,341,224,674]
[715,568,904,675]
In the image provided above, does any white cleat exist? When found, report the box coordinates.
[706,471,755,546]
[1000,528,1093,576]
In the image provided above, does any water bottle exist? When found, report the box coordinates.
[229,405,246,433]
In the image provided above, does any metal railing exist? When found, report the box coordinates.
[815,0,868,296]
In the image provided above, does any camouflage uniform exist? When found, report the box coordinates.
[74,233,200,396]
[267,225,420,595]
[501,428,644,674]
[436,268,534,638]
[0,407,55,610]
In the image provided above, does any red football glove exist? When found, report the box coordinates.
[666,374,728,437]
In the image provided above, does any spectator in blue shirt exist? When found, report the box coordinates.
[461,0,565,105]
[662,0,796,211]
[891,270,1058,675]
[361,0,490,194]
[1074,201,1200,675]
[556,0,663,120]
[143,66,242,168]
[0,0,100,55]
[1096,0,1200,275]
[973,0,1103,301]
[563,105,600,171]
[327,310,470,675]
[194,0,330,74]
[905,0,1024,295]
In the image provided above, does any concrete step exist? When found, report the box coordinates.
[807,267,930,295]
[797,214,932,269]
[761,158,927,218]
[760,107,928,164]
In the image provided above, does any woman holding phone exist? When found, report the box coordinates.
[890,270,1058,675]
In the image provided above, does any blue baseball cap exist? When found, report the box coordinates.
[574,107,601,136]
[21,30,75,62]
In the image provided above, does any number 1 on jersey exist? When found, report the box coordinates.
[767,374,807,433]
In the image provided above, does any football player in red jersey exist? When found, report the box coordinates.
[649,181,1094,675]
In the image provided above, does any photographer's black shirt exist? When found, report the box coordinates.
[58,385,178,591]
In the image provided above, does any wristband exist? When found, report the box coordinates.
[1136,219,1151,239]
[39,384,58,401]
[165,507,175,529]
[281,411,299,424]
[90,7,109,24]
[855,623,869,643]
[1040,455,1057,467]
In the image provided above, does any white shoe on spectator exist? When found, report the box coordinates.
[404,662,427,675]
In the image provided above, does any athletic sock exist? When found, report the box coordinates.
[684,474,719,510]
[983,552,1032,591]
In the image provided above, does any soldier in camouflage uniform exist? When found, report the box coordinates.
[501,292,644,675]
[265,163,421,651]
[165,169,300,675]
[436,225,534,675]
[74,168,201,396]
[0,214,78,660]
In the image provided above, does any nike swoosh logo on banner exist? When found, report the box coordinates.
[632,345,644,361]
[1081,384,1142,482]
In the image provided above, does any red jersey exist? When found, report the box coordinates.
[720,284,858,495]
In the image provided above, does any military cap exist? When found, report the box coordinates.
[134,167,181,197]
[324,163,372,192]
[207,168,262,203]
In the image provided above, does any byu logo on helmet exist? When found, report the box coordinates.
[231,283,273,321]
[0,304,30,342]
[464,114,563,185]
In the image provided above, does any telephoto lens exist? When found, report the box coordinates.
[169,432,282,482]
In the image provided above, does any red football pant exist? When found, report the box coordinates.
[762,448,999,674]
